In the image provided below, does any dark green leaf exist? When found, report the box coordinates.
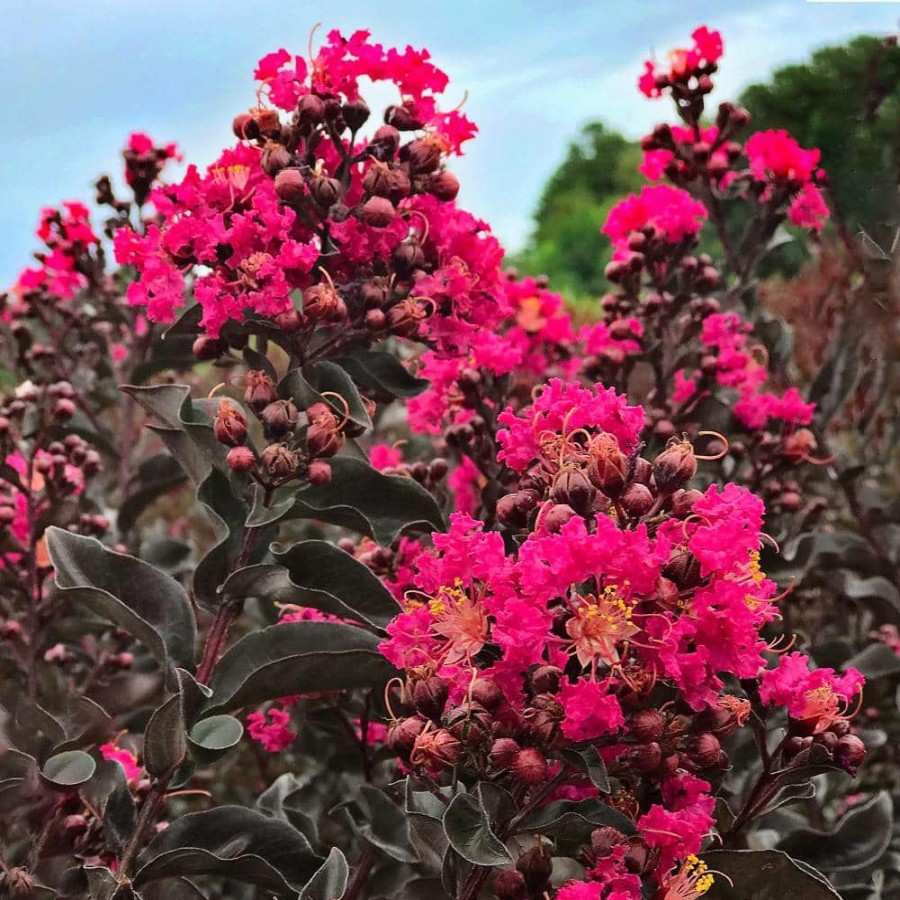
[144,694,188,777]
[204,621,397,715]
[299,847,349,900]
[135,806,320,894]
[289,456,445,545]
[83,760,136,853]
[757,781,817,818]
[258,774,321,847]
[777,791,893,873]
[142,878,209,900]
[511,798,635,839]
[334,348,429,399]
[193,468,249,611]
[281,361,372,432]
[188,716,244,764]
[84,867,121,900]
[119,453,189,535]
[41,750,96,788]
[46,528,196,684]
[268,540,401,628]
[703,850,841,899]
[843,643,900,679]
[442,792,512,867]
[336,784,418,863]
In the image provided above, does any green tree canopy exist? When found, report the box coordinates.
[739,35,900,245]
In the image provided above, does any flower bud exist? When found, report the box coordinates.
[274,168,307,204]
[550,467,596,517]
[542,503,577,533]
[214,399,248,446]
[226,446,256,472]
[629,742,662,774]
[493,869,527,900]
[471,679,503,713]
[260,400,299,438]
[489,737,520,770]
[587,433,628,498]
[384,103,424,130]
[307,460,332,486]
[670,488,703,518]
[413,675,449,721]
[343,98,370,130]
[591,826,627,858]
[296,93,326,126]
[303,282,346,323]
[652,438,697,495]
[689,732,722,768]
[662,551,701,589]
[310,174,342,209]
[358,196,396,228]
[388,716,426,759]
[511,748,548,785]
[630,709,664,743]
[193,336,226,361]
[836,734,866,774]
[371,124,401,159]
[516,846,553,895]
[233,113,255,140]
[260,141,292,177]
[260,443,297,478]
[620,482,653,517]
[244,371,278,411]
[53,398,76,420]
[496,490,540,530]
[426,170,460,202]
[530,665,562,695]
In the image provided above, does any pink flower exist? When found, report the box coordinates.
[559,677,624,740]
[745,129,820,183]
[369,444,403,471]
[247,707,296,752]
[788,183,829,232]
[100,743,142,782]
[603,186,707,253]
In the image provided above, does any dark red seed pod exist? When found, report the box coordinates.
[836,734,866,774]
[629,742,662,774]
[343,98,370,130]
[542,503,577,533]
[496,490,541,530]
[387,716,426,758]
[591,826,627,858]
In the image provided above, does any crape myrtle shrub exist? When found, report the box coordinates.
[1,24,898,900]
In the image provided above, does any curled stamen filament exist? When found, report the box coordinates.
[695,430,729,461]
[319,391,352,430]
[384,676,405,720]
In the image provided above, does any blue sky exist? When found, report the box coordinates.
[1,0,896,286]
